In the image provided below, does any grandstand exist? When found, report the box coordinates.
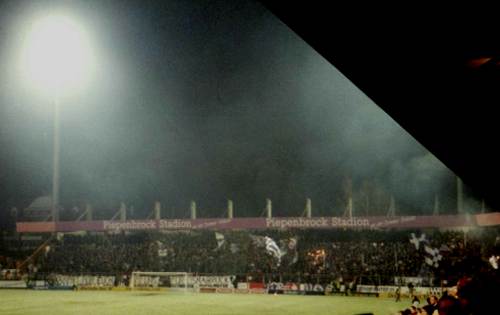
[2,206,499,303]
[1,213,499,314]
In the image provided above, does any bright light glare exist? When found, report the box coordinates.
[20,14,93,96]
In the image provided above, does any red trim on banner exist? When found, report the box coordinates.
[475,212,500,226]
[17,222,55,233]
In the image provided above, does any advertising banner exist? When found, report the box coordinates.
[0,280,27,289]
[16,213,500,233]
[249,282,265,289]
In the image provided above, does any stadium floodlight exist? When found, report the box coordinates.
[19,13,94,221]
[19,13,94,97]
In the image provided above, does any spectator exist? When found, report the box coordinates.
[422,295,438,315]
[412,295,420,308]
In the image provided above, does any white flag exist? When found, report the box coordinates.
[489,256,498,269]
[250,234,266,247]
[424,245,435,256]
[425,256,434,266]
[265,236,282,265]
[423,245,442,267]
[230,243,239,254]
[265,237,281,257]
[215,232,225,250]
[440,244,451,251]
[410,233,427,250]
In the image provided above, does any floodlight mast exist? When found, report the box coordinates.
[52,96,60,221]
[21,14,94,222]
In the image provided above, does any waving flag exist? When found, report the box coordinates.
[249,234,266,247]
[424,245,435,256]
[230,243,239,254]
[265,236,282,266]
[440,244,451,252]
[425,256,434,266]
[249,235,284,266]
[409,233,427,250]
[215,232,226,250]
[424,245,442,267]
[265,236,281,257]
[489,255,499,269]
[277,237,299,265]
[155,240,168,257]
[409,232,443,268]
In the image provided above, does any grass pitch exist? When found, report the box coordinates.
[0,290,410,315]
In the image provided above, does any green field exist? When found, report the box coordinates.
[0,290,411,315]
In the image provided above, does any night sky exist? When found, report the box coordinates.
[0,0,469,222]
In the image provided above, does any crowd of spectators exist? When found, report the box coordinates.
[393,267,500,315]
[394,293,439,315]
[13,227,495,287]
[2,227,498,315]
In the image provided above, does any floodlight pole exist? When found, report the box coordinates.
[52,96,60,222]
